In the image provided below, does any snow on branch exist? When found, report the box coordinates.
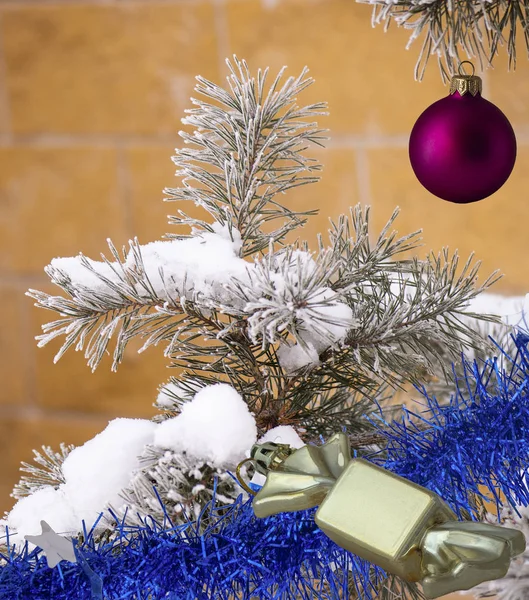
[26,226,249,372]
[2,384,257,544]
[225,246,355,351]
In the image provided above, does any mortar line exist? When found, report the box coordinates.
[0,133,180,147]
[19,287,38,411]
[0,13,12,141]
[355,145,371,207]
[0,0,200,8]
[0,404,115,426]
[328,134,410,149]
[116,146,135,239]
[480,64,490,98]
[0,132,414,148]
[4,131,529,147]
[354,144,379,246]
[212,0,231,77]
[0,273,54,286]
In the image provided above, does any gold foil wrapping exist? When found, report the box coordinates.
[314,458,456,583]
[250,433,526,598]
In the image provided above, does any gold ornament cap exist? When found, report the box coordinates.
[250,441,294,475]
[449,61,482,97]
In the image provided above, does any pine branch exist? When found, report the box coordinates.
[26,204,501,457]
[164,56,327,256]
[325,206,423,289]
[11,444,74,500]
[357,0,529,82]
[114,445,245,533]
[25,237,224,372]
[325,225,501,388]
[376,575,426,600]
[219,205,500,408]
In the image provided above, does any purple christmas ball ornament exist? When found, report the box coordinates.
[409,62,517,204]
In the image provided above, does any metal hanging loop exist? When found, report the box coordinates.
[458,61,475,77]
[235,457,257,496]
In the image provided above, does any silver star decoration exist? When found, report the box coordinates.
[24,520,77,568]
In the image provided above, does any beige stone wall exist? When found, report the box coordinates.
[0,2,525,593]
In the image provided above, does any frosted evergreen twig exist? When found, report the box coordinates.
[114,446,245,533]
[164,56,328,256]
[26,237,197,372]
[11,444,74,500]
[358,0,529,82]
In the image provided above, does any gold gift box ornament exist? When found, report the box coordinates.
[236,432,526,598]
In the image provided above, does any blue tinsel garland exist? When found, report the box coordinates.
[1,335,529,599]
[0,497,385,599]
[368,334,529,519]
